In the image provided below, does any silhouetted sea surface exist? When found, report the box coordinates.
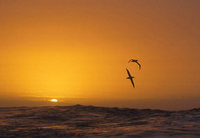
[0,105,200,138]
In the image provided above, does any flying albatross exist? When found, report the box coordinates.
[126,68,135,88]
[128,59,141,70]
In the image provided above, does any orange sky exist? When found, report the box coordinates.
[0,0,200,109]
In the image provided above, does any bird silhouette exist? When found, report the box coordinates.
[128,59,141,70]
[126,68,135,88]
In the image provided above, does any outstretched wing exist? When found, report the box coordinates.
[126,68,131,77]
[136,61,141,70]
[128,59,133,63]
[130,78,135,88]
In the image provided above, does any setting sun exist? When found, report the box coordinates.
[50,99,58,103]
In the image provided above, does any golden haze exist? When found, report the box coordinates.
[0,0,200,109]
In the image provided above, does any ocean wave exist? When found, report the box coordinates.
[0,105,200,137]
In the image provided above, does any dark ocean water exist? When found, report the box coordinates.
[0,105,200,138]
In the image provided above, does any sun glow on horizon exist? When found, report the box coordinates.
[49,99,58,103]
